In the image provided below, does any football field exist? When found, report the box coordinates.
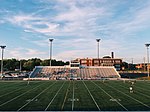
[0,80,150,111]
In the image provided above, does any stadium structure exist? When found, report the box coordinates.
[30,54,121,80]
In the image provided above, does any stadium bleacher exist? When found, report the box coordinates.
[30,66,120,80]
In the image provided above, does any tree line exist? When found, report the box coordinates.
[1,58,69,71]
[0,58,138,72]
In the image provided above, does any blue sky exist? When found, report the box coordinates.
[0,0,150,63]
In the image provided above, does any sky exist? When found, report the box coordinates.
[0,0,150,63]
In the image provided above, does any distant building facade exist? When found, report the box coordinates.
[135,63,150,71]
[73,52,122,70]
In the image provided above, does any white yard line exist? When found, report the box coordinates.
[106,83,150,109]
[118,81,150,92]
[113,81,150,99]
[0,81,25,82]
[61,81,71,110]
[72,81,75,111]
[0,87,25,98]
[0,82,46,107]
[135,85,150,92]
[91,81,128,111]
[0,82,39,98]
[82,81,101,111]
[17,81,57,111]
[136,91,150,99]
[0,81,22,88]
[117,84,150,99]
[45,81,65,111]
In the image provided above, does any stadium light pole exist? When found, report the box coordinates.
[20,59,22,72]
[96,39,101,59]
[145,44,150,77]
[0,46,6,77]
[49,39,54,66]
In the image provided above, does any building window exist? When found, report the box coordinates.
[81,60,87,63]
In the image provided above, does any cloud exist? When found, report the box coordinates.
[6,14,43,29]
[8,47,46,59]
[4,0,111,37]
[0,20,5,24]
[24,29,34,33]
[1,0,150,63]
[54,49,96,61]
[26,48,46,55]
[4,0,150,39]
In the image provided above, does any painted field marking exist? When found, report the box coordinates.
[115,80,150,92]
[18,81,57,111]
[45,81,65,111]
[0,82,46,107]
[106,83,150,109]
[0,86,26,98]
[61,81,71,110]
[117,83,150,99]
[72,81,75,111]
[111,81,150,99]
[82,81,101,111]
[0,82,39,98]
[0,81,25,83]
[134,85,150,92]
[0,81,23,89]
[91,81,128,111]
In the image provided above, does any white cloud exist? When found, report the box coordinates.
[54,49,95,61]
[8,14,38,25]
[24,29,34,33]
[8,48,22,59]
[26,48,46,55]
[4,0,111,37]
[0,20,5,24]
[8,47,46,59]
[2,0,150,63]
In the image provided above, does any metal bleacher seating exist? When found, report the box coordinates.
[30,66,120,79]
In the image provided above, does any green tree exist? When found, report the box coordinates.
[1,58,69,71]
[3,59,18,71]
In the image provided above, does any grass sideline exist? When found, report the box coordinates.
[0,80,150,111]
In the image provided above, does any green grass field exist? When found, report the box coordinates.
[0,80,150,111]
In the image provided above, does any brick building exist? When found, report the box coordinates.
[74,52,122,70]
[135,63,150,71]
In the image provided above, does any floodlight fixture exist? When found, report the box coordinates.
[145,44,150,47]
[0,46,6,49]
[49,39,54,42]
[96,39,101,42]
